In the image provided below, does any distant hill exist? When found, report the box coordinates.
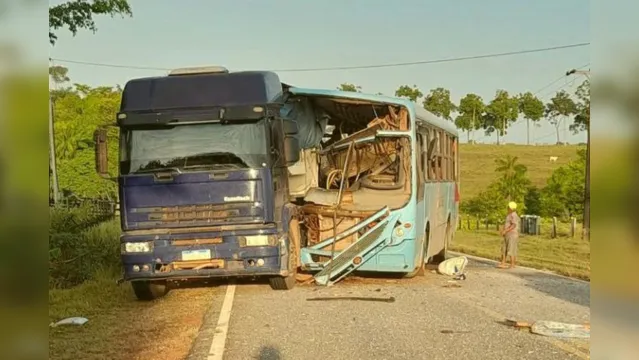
[458,144,585,200]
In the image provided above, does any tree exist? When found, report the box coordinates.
[493,154,531,204]
[545,90,577,145]
[455,93,485,142]
[461,154,531,221]
[422,87,457,121]
[52,82,122,198]
[540,149,586,220]
[570,80,590,134]
[49,65,70,84]
[394,85,423,102]
[49,0,133,45]
[517,92,545,145]
[337,83,361,92]
[482,90,519,145]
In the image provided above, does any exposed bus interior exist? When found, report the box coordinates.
[283,95,413,258]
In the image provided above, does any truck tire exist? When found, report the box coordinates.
[268,272,296,290]
[269,223,298,290]
[131,280,169,301]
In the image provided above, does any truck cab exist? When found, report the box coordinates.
[94,66,301,300]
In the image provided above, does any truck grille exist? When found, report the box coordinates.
[130,203,261,226]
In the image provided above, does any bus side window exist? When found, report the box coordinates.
[416,133,425,184]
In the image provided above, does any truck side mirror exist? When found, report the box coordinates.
[94,128,109,177]
[282,119,299,136]
[284,136,300,165]
[280,119,300,166]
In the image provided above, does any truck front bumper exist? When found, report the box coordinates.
[120,228,290,281]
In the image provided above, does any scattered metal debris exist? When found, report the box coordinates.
[440,329,472,334]
[306,296,395,303]
[503,319,590,339]
[531,321,590,339]
[443,280,462,288]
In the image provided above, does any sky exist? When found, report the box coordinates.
[47,0,590,145]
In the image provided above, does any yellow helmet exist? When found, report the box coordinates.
[508,201,517,210]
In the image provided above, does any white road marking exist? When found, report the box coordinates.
[208,283,236,360]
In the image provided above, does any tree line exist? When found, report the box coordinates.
[337,81,590,145]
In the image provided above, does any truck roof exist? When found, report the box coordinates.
[120,70,284,113]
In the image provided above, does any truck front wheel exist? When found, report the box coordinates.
[131,280,169,301]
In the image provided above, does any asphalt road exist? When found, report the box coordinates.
[187,257,590,360]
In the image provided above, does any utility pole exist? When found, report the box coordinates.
[49,93,60,205]
[566,68,590,241]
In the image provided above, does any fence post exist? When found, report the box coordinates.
[570,217,576,238]
[536,216,541,236]
[476,217,479,230]
[485,218,489,230]
[551,217,557,239]
[467,217,470,230]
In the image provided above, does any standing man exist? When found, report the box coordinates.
[498,201,520,269]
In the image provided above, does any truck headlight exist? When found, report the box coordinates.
[121,241,153,253]
[243,235,277,247]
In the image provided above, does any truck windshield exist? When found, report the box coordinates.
[120,121,268,174]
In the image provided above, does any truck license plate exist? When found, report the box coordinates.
[182,249,211,261]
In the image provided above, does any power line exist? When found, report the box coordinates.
[50,42,589,73]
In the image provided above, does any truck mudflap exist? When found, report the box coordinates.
[299,206,399,286]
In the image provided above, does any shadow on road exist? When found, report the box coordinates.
[514,271,590,307]
[257,345,282,360]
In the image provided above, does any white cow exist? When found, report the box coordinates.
[549,156,558,162]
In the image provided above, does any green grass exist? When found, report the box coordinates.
[451,229,590,280]
[459,144,584,199]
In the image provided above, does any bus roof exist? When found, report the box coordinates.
[286,86,459,136]
[413,106,459,136]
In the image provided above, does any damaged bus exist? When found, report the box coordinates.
[285,87,460,285]
[94,66,459,299]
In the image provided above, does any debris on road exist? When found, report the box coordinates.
[443,281,462,288]
[440,329,472,334]
[49,317,89,327]
[437,256,468,277]
[504,319,533,331]
[502,319,590,339]
[306,296,395,303]
[530,321,590,339]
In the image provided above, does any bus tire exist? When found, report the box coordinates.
[131,280,169,301]
[404,226,429,278]
[431,220,451,264]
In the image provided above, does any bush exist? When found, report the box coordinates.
[49,207,121,289]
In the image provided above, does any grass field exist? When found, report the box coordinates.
[459,144,584,199]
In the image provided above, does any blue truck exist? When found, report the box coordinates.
[95,66,459,300]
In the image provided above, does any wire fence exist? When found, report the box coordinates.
[458,214,583,239]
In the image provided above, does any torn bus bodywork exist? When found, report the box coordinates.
[282,89,418,286]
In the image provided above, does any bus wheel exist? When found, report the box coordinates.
[404,228,429,278]
[431,221,451,264]
[131,280,169,301]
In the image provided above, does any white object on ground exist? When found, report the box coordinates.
[50,317,89,327]
[531,321,590,339]
[437,256,468,276]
